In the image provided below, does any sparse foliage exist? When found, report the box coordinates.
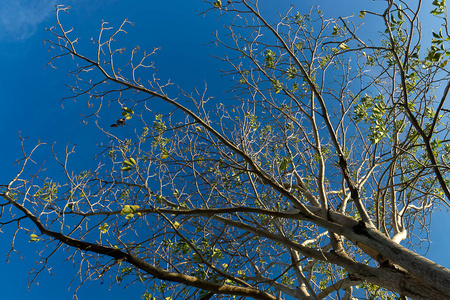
[2,1,450,299]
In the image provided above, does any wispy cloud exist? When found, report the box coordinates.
[0,1,119,41]
[0,0,57,41]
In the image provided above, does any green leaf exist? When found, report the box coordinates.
[433,31,439,39]
[129,157,137,165]
[213,0,222,8]
[332,25,339,35]
[123,160,133,166]
[359,11,366,18]
[286,66,297,79]
[121,112,132,120]
[339,43,349,50]
[123,107,134,114]
[29,233,40,242]
[121,205,133,214]
[121,166,132,171]
[141,293,155,300]
[264,49,277,68]
[271,79,282,93]
[431,0,446,15]
[121,205,139,219]
[173,221,181,229]
[99,223,109,233]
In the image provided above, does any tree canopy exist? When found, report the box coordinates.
[2,0,450,299]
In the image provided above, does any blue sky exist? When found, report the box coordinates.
[0,1,449,299]
[0,2,233,299]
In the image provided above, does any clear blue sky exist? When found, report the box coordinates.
[0,1,448,299]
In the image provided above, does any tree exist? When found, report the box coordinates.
[2,0,450,299]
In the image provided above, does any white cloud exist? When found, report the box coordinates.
[0,0,58,40]
[0,0,120,41]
